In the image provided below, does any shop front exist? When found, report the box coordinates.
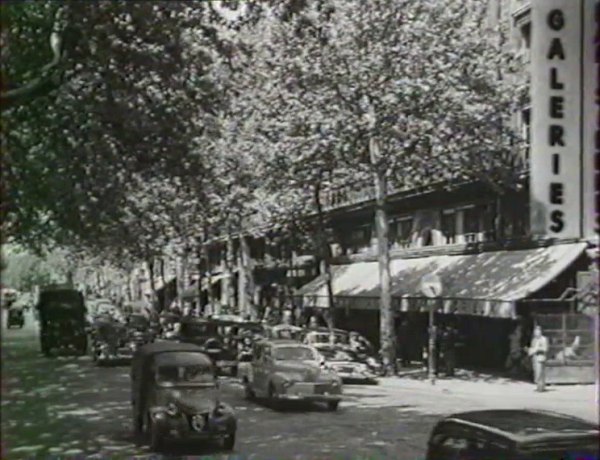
[295,242,596,376]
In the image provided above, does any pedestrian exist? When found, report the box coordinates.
[397,319,410,368]
[526,325,549,392]
[505,323,524,377]
[439,324,458,377]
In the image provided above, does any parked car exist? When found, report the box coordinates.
[266,324,304,341]
[426,409,599,460]
[316,345,379,384]
[89,315,134,364]
[6,307,25,329]
[37,287,87,356]
[126,313,158,349]
[303,328,351,347]
[304,328,383,372]
[131,342,237,452]
[239,339,343,411]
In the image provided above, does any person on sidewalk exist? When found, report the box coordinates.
[397,320,411,368]
[527,325,549,392]
[439,324,458,377]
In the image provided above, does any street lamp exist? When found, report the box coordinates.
[420,273,443,385]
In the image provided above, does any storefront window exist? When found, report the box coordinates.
[441,211,457,244]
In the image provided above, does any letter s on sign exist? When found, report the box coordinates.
[550,210,565,233]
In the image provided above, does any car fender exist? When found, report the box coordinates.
[148,407,169,428]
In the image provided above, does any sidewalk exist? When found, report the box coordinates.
[344,369,599,424]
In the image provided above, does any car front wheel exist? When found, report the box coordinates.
[327,401,339,411]
[268,383,279,409]
[222,431,235,451]
[243,379,255,400]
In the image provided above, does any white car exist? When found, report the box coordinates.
[317,346,379,384]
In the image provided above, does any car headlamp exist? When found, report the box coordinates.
[191,414,205,431]
[166,402,179,417]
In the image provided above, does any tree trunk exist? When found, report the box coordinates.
[196,244,203,314]
[314,182,335,328]
[178,248,189,306]
[147,259,157,311]
[371,139,396,375]
[237,234,255,318]
[223,234,236,313]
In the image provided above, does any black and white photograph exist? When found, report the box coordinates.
[1,0,598,459]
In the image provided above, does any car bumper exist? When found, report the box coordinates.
[153,413,234,440]
[336,372,378,384]
[276,384,342,402]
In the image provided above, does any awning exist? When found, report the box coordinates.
[297,243,587,309]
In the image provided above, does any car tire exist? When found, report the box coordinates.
[222,432,235,451]
[268,383,279,410]
[243,379,255,400]
[327,401,339,411]
[149,421,163,452]
[41,341,51,357]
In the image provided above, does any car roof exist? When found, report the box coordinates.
[442,410,599,443]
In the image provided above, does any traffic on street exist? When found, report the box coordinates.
[2,307,438,459]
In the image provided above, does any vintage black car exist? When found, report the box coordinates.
[7,307,25,329]
[37,287,87,356]
[127,313,158,347]
[131,342,237,452]
[426,409,599,460]
[172,317,229,375]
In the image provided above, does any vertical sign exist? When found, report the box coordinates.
[582,0,599,239]
[530,0,583,238]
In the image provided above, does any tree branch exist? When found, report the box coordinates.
[1,7,68,112]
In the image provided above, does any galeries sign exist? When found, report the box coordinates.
[530,0,595,238]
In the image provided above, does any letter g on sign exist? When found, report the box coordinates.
[547,9,565,31]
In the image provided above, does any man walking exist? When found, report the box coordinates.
[527,325,549,392]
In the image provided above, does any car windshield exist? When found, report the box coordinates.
[156,365,215,386]
[273,346,318,361]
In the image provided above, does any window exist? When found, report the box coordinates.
[521,22,531,51]
[389,217,413,248]
[441,211,457,244]
[462,205,491,242]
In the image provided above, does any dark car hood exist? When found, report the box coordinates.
[168,388,219,414]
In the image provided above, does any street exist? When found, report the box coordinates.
[1,313,436,459]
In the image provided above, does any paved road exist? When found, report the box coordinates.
[1,313,437,459]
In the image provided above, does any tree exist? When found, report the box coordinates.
[245,0,523,373]
[1,2,227,252]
